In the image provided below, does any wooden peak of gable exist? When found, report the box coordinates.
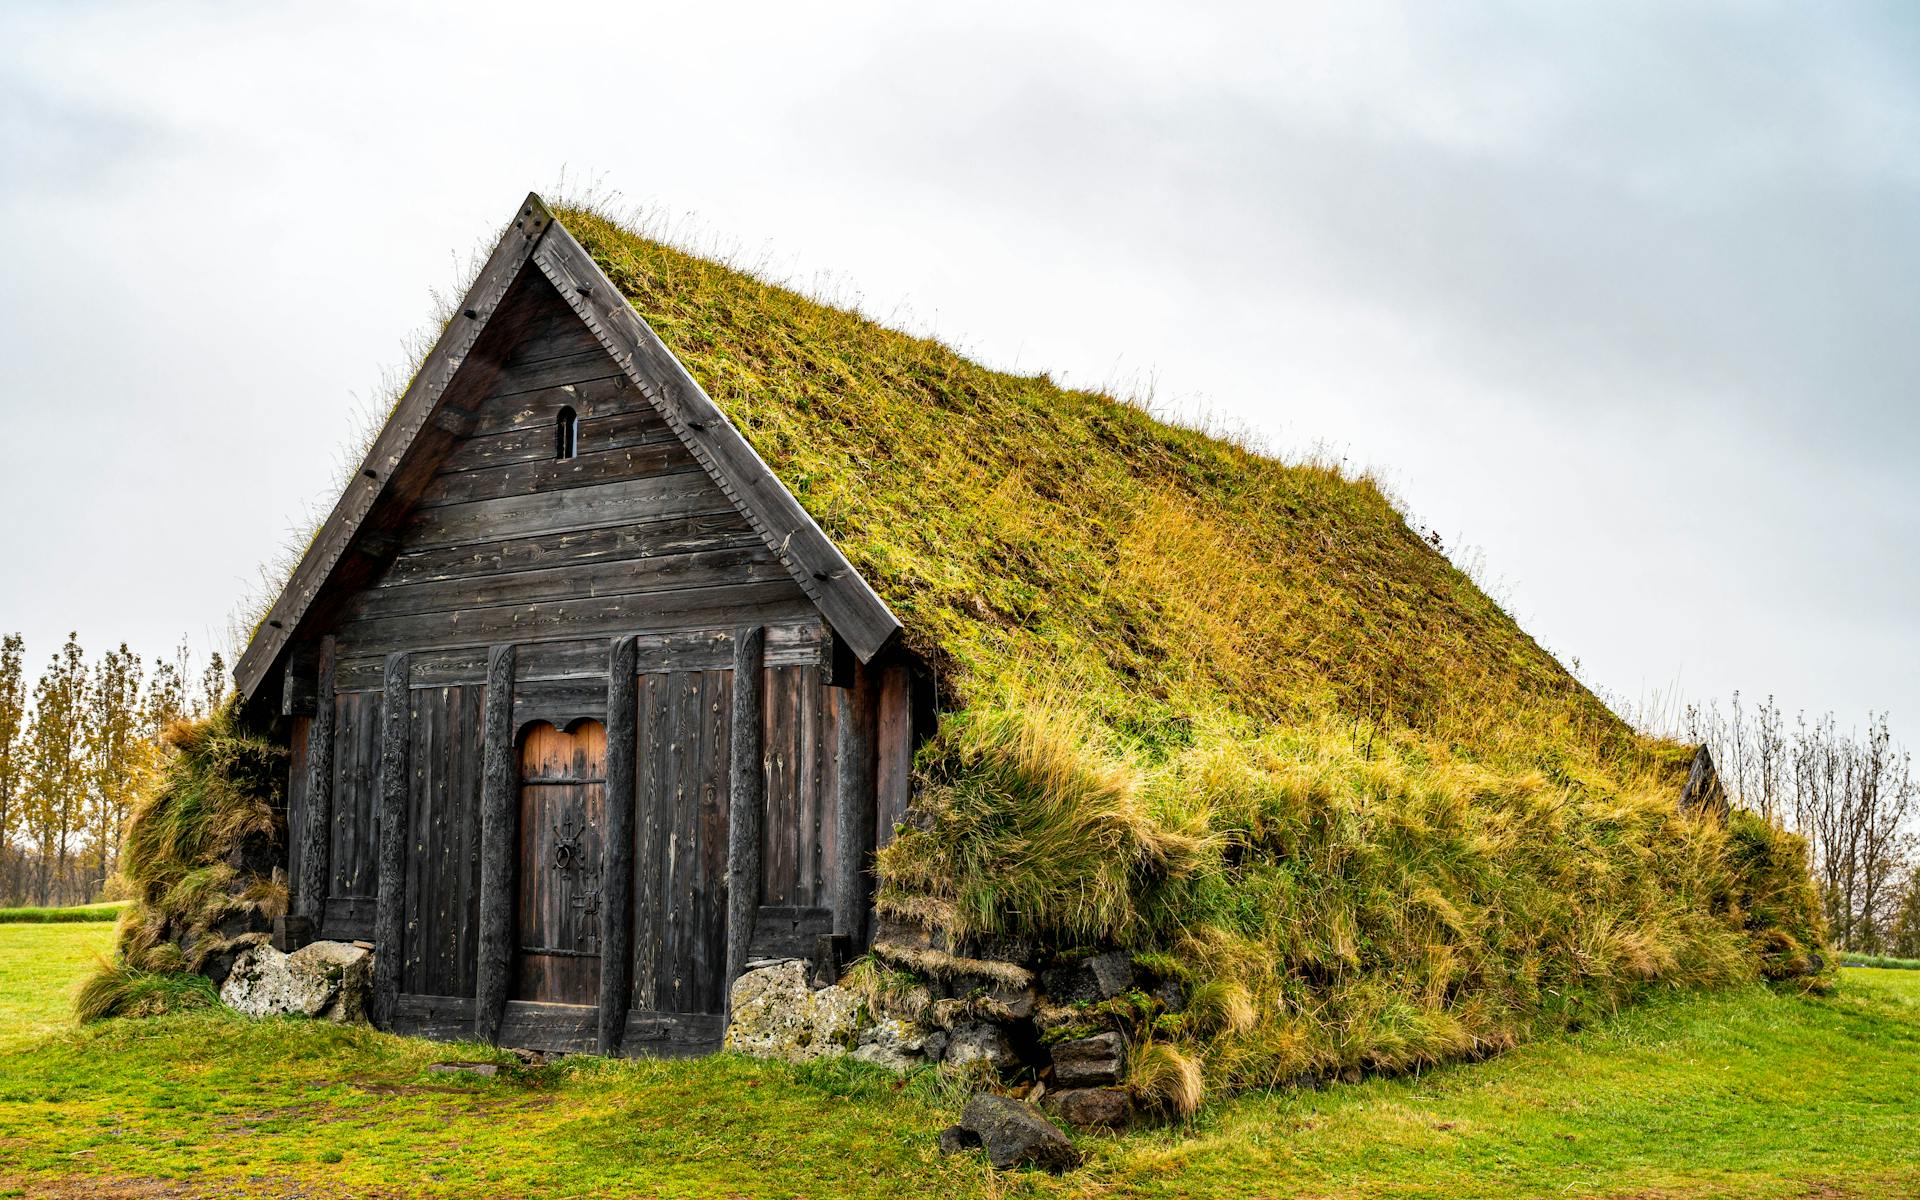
[233,193,900,704]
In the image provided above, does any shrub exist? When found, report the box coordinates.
[78,702,287,1021]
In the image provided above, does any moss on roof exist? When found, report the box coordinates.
[562,207,1630,767]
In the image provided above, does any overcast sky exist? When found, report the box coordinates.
[1,1,1914,735]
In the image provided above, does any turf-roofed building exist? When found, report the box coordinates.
[231,193,1819,1087]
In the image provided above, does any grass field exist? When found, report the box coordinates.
[0,903,125,925]
[1843,954,1920,971]
[0,923,1916,1198]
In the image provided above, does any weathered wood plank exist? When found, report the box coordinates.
[599,635,637,1054]
[875,663,914,849]
[372,653,412,1029]
[484,348,625,398]
[832,662,877,947]
[531,221,903,663]
[335,621,825,692]
[724,627,765,1017]
[234,195,555,700]
[474,644,517,1044]
[500,308,604,368]
[436,407,676,474]
[696,669,731,1014]
[465,376,640,438]
[281,643,318,716]
[388,993,478,1041]
[346,546,793,623]
[633,674,667,1010]
[332,581,816,659]
[419,439,698,508]
[513,678,608,728]
[747,906,835,960]
[296,638,337,918]
[378,514,756,590]
[618,1010,725,1058]
[323,896,375,941]
[401,471,730,549]
[498,1000,599,1054]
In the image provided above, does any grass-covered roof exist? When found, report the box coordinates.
[560,208,1827,1110]
[561,207,1627,767]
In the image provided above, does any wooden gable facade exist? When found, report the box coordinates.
[234,195,927,1057]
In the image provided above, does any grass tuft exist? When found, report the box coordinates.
[74,962,218,1023]
[79,701,287,1016]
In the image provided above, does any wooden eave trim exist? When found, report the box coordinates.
[232,194,557,700]
[529,218,903,663]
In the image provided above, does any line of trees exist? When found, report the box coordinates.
[1681,693,1919,957]
[0,632,227,907]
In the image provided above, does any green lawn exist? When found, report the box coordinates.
[0,924,1916,1198]
[0,921,114,1051]
[0,901,125,925]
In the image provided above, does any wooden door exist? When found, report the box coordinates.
[514,721,606,1005]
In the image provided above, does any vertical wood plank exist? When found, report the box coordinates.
[666,674,694,1012]
[875,664,914,848]
[633,674,668,1010]
[453,684,483,994]
[599,635,638,1054]
[832,662,877,946]
[724,627,765,1017]
[474,644,517,1044]
[697,669,731,1012]
[372,652,412,1029]
[296,637,337,918]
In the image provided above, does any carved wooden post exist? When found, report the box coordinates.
[474,644,517,1045]
[832,660,877,949]
[598,635,638,1055]
[724,626,766,1019]
[371,652,411,1029]
[295,636,337,922]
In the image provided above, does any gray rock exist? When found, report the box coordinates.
[957,1093,1081,1172]
[872,984,933,1025]
[294,940,374,1022]
[977,983,1037,1022]
[219,940,371,1022]
[852,1018,925,1072]
[427,1061,501,1077]
[1044,1087,1132,1130]
[1042,951,1134,1005]
[724,959,863,1061]
[1149,977,1184,1012]
[937,1125,978,1156]
[1087,951,1134,999]
[1051,1032,1125,1088]
[920,1030,950,1061]
[944,1023,1016,1072]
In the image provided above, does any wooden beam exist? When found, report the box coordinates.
[280,642,318,717]
[474,643,517,1045]
[529,219,903,664]
[371,652,411,1029]
[233,194,556,701]
[831,662,877,948]
[294,637,337,919]
[724,625,766,1017]
[598,635,638,1054]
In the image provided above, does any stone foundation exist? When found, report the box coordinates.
[722,936,1173,1134]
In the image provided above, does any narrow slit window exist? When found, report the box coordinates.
[556,405,579,460]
